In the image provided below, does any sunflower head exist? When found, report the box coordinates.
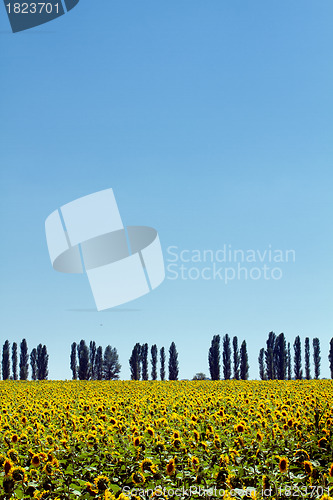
[31,455,41,467]
[12,466,27,482]
[131,472,145,485]
[166,458,176,475]
[262,475,270,491]
[278,456,289,473]
[11,434,19,444]
[4,459,13,476]
[318,437,328,449]
[147,427,155,437]
[133,436,141,447]
[85,482,98,496]
[94,475,109,491]
[140,459,153,472]
[304,461,313,475]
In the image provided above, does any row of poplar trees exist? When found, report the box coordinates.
[129,342,179,380]
[258,332,333,380]
[70,340,121,380]
[1,339,48,380]
[208,334,249,380]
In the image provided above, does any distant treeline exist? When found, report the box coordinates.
[258,333,333,380]
[1,334,333,381]
[70,340,121,380]
[0,339,48,380]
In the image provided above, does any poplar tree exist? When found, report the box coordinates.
[258,348,266,380]
[222,334,231,380]
[151,344,158,380]
[141,343,149,380]
[89,341,97,380]
[77,340,90,380]
[313,338,321,379]
[95,346,103,380]
[70,342,77,380]
[129,343,141,380]
[208,335,220,380]
[2,341,10,380]
[37,344,48,380]
[160,347,165,381]
[240,341,249,380]
[329,338,333,379]
[30,348,37,380]
[168,342,179,380]
[265,332,276,380]
[305,337,311,380]
[12,342,18,380]
[293,336,302,380]
[274,333,287,380]
[232,336,240,380]
[19,339,29,380]
[287,342,291,380]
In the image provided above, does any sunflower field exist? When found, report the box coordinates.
[0,380,333,500]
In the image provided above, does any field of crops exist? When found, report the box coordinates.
[0,380,333,500]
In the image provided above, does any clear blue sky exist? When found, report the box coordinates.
[0,0,332,380]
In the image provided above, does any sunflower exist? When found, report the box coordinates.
[172,438,182,448]
[147,427,155,437]
[131,472,145,485]
[235,423,245,433]
[166,458,176,475]
[12,466,27,482]
[256,431,263,442]
[7,449,19,463]
[304,461,313,475]
[294,449,310,462]
[318,437,328,449]
[262,475,270,491]
[4,459,13,476]
[140,458,153,472]
[11,434,19,444]
[85,482,98,496]
[133,436,141,447]
[31,455,41,467]
[193,430,200,442]
[42,463,54,475]
[46,435,54,445]
[191,456,199,469]
[278,456,289,473]
[94,475,109,491]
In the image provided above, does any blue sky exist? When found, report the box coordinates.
[0,0,332,380]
